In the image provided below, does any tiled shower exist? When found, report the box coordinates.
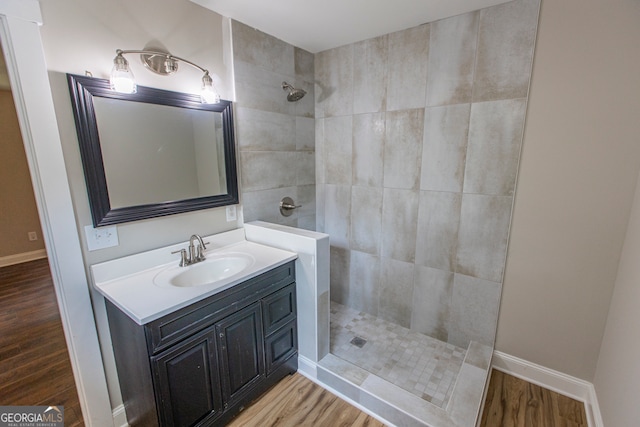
[316,0,539,350]
[233,21,317,230]
[233,0,540,422]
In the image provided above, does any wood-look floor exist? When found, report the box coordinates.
[229,368,588,427]
[480,369,587,427]
[228,373,386,427]
[0,259,84,426]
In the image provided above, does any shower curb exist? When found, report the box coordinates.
[303,341,492,427]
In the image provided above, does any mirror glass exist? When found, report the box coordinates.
[67,74,238,227]
[93,98,227,208]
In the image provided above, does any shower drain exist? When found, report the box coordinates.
[350,336,367,348]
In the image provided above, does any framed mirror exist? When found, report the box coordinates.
[67,74,238,227]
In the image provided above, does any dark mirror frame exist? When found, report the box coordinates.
[67,74,239,227]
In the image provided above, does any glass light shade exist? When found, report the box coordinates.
[163,57,179,74]
[200,73,220,104]
[110,71,136,94]
[110,54,136,94]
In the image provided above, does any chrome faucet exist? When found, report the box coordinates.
[189,234,207,263]
[171,234,209,267]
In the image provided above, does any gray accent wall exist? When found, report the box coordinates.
[232,21,316,230]
[316,0,540,349]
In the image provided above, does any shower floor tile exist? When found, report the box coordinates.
[330,301,466,409]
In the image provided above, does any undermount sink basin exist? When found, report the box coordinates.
[154,253,255,288]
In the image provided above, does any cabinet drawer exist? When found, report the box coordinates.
[146,261,295,354]
[265,320,297,376]
[262,282,296,337]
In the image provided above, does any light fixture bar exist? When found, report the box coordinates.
[111,49,220,103]
[116,49,210,75]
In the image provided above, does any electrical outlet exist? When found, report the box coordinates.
[226,205,237,222]
[85,225,119,251]
[28,231,38,241]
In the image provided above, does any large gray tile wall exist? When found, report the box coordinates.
[316,0,540,349]
[232,21,316,229]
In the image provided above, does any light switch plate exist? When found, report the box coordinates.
[85,225,119,251]
[226,205,237,222]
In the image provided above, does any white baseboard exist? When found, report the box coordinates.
[491,351,603,427]
[297,355,318,379]
[0,249,47,267]
[112,405,128,427]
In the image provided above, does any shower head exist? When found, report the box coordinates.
[282,81,306,102]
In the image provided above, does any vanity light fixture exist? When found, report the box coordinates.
[110,48,220,104]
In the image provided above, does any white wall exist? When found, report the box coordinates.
[39,0,232,98]
[593,170,640,426]
[497,0,640,380]
[40,0,237,266]
[38,0,238,410]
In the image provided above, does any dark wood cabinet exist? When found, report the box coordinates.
[264,319,297,376]
[262,284,297,376]
[151,328,223,427]
[106,261,297,426]
[216,302,264,406]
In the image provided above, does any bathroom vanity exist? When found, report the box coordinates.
[92,230,298,426]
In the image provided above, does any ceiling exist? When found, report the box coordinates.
[191,0,512,53]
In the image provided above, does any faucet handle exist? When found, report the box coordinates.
[171,249,188,267]
[195,245,205,262]
[195,241,210,262]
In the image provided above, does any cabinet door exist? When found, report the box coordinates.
[151,328,222,427]
[216,302,265,406]
[265,320,297,376]
[262,283,296,336]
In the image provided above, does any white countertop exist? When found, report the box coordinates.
[91,229,297,325]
